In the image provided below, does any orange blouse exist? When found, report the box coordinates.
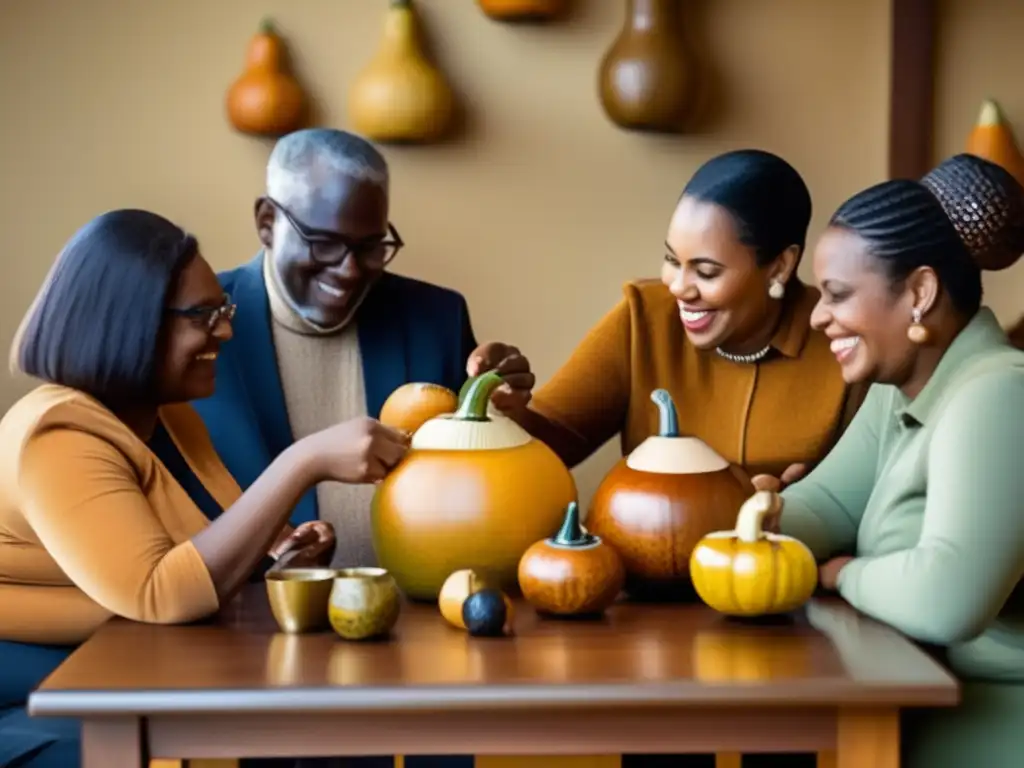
[530,278,864,478]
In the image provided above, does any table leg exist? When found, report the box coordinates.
[836,708,899,768]
[816,752,836,768]
[82,717,147,768]
[715,754,741,768]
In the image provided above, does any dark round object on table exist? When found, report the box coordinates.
[462,589,507,637]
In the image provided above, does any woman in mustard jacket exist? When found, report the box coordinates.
[0,209,409,767]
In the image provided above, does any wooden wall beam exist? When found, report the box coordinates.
[888,0,938,179]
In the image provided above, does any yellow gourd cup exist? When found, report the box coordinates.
[689,490,818,617]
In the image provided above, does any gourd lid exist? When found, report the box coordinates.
[410,371,533,451]
[626,389,729,475]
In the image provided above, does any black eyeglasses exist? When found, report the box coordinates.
[166,293,237,331]
[266,197,403,270]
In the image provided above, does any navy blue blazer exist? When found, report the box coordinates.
[190,253,478,526]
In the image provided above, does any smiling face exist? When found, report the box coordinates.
[257,168,391,329]
[810,226,925,386]
[155,254,233,403]
[661,196,795,352]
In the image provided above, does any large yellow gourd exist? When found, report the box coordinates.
[347,0,455,144]
[689,490,817,617]
[371,372,576,601]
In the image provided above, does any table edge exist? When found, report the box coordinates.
[28,679,960,717]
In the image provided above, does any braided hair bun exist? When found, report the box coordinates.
[920,153,1024,271]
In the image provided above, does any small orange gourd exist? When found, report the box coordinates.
[966,98,1024,190]
[518,501,625,616]
[379,382,459,435]
[225,19,307,137]
[477,0,568,21]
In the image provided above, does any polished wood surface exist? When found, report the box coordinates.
[32,585,956,714]
[29,585,958,766]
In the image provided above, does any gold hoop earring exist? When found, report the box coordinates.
[768,280,785,300]
[907,307,930,344]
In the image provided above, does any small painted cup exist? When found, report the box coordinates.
[328,567,401,641]
[266,567,336,634]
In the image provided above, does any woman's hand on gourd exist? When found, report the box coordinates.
[305,417,410,484]
[270,521,336,568]
[466,342,536,411]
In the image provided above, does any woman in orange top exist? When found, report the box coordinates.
[0,209,409,767]
[471,151,861,768]
[472,149,864,483]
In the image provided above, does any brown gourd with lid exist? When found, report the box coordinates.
[598,0,695,133]
[585,388,753,600]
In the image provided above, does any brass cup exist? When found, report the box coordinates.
[265,567,336,634]
[328,567,401,641]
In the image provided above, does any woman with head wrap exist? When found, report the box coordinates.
[469,148,861,484]
[750,152,1024,768]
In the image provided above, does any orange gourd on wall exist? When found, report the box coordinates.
[477,0,568,22]
[225,19,307,137]
[966,98,1024,189]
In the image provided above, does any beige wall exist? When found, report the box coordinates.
[934,0,1024,328]
[1,0,892,505]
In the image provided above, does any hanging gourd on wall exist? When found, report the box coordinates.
[966,98,1024,189]
[598,0,696,133]
[225,19,308,137]
[477,0,568,22]
[348,0,456,144]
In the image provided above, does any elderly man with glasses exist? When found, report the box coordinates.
[191,129,478,584]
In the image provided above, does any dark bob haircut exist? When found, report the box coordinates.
[13,209,199,404]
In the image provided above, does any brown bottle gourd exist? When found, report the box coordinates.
[585,388,753,601]
[598,0,694,133]
[347,0,456,144]
[225,18,307,137]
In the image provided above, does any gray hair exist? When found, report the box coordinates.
[266,128,389,203]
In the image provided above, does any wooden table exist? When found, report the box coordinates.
[28,585,958,768]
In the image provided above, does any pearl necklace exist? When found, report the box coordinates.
[715,344,772,364]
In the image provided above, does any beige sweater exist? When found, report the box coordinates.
[263,256,378,568]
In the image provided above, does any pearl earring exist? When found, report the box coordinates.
[907,307,930,344]
[768,280,785,300]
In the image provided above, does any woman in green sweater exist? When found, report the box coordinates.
[758,152,1024,768]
